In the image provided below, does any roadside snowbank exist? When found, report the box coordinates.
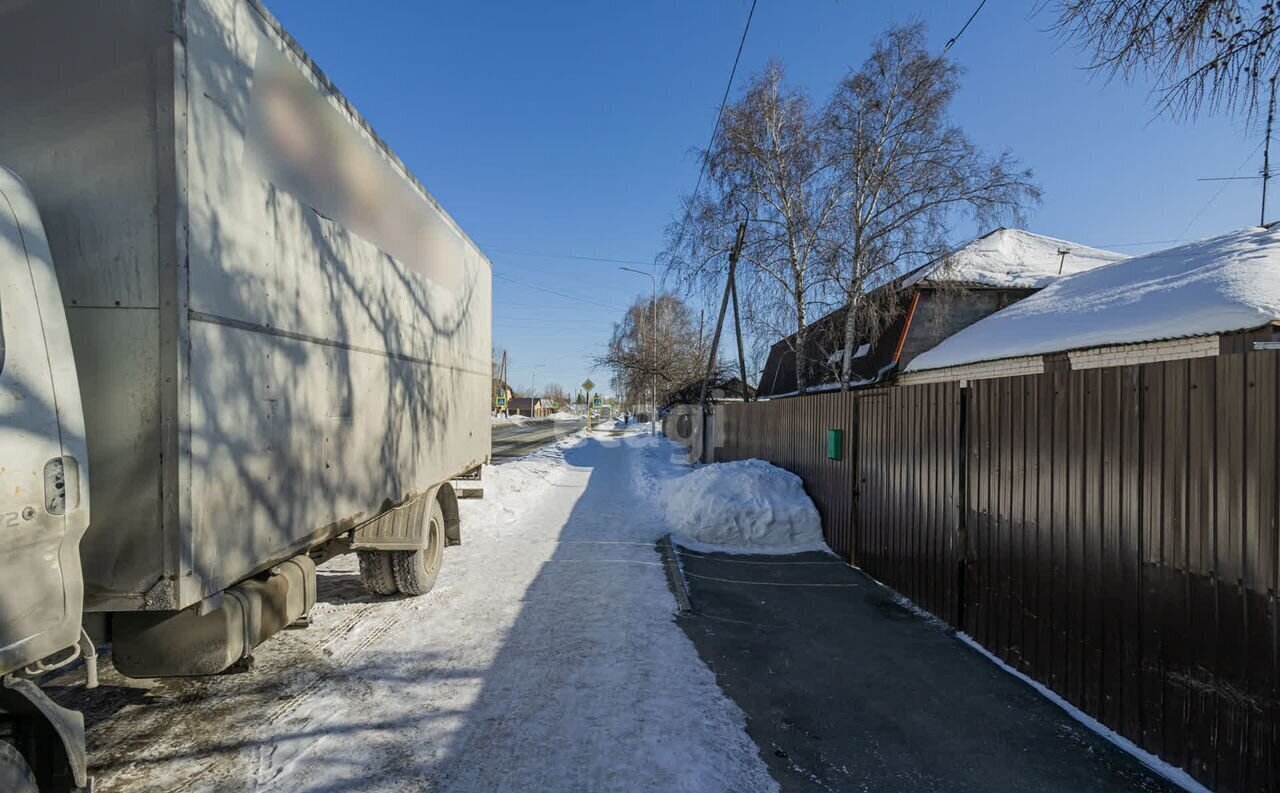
[492,414,537,427]
[659,459,828,554]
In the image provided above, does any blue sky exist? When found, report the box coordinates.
[267,1,1263,397]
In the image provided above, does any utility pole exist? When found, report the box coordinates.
[699,221,749,411]
[497,349,510,418]
[730,268,750,402]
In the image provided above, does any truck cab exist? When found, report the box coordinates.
[0,165,91,792]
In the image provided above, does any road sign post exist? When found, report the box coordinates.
[582,379,595,430]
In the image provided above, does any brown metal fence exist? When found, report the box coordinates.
[710,350,1279,793]
[716,390,861,558]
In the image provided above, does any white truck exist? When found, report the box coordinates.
[0,2,492,789]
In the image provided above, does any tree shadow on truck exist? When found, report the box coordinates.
[3,2,492,789]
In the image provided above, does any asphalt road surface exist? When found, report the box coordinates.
[674,546,1178,793]
[490,417,587,462]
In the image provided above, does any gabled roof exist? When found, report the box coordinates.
[754,228,1125,397]
[906,226,1280,372]
[903,228,1127,289]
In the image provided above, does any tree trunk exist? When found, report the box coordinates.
[794,297,808,392]
[839,289,862,391]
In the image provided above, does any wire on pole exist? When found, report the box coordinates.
[691,0,760,201]
[943,0,987,53]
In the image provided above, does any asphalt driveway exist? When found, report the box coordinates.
[672,545,1181,793]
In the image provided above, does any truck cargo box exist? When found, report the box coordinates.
[0,0,492,612]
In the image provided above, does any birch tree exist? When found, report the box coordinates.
[596,293,710,408]
[825,23,1040,388]
[667,61,843,391]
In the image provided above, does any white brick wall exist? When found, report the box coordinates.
[898,355,1044,385]
[899,335,1221,386]
[1067,336,1219,370]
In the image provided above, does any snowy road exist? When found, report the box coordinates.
[57,427,775,793]
[489,416,586,461]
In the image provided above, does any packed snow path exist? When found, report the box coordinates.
[60,428,776,792]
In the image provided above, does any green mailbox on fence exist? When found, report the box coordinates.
[827,428,843,461]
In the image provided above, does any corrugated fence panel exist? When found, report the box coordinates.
[847,382,960,623]
[705,350,1278,792]
[713,391,861,560]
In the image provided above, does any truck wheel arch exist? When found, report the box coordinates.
[1,676,87,791]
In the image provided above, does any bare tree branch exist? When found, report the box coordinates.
[1048,0,1280,120]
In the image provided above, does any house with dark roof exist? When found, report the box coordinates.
[663,376,756,407]
[507,397,551,418]
[756,228,1126,397]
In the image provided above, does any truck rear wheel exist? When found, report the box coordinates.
[391,499,445,596]
[357,551,398,596]
[0,741,38,793]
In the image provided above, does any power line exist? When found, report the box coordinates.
[943,0,987,53]
[494,300,617,311]
[691,0,759,200]
[493,274,626,311]
[488,248,655,267]
[1176,139,1265,242]
[495,316,612,325]
[1093,238,1180,249]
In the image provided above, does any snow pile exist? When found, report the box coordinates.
[905,228,1126,289]
[661,459,826,553]
[549,411,581,421]
[492,414,536,427]
[908,225,1280,372]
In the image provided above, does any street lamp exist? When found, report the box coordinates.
[620,266,657,436]
[531,364,545,395]
[530,364,544,416]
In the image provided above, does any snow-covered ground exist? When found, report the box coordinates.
[75,426,778,792]
[490,413,537,426]
[491,411,585,426]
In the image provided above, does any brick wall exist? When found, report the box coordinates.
[1067,336,1219,370]
[897,355,1045,385]
[900,335,1221,385]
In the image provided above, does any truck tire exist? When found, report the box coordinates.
[357,551,398,596]
[391,499,445,596]
[0,741,38,793]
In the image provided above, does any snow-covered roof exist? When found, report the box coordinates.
[905,228,1127,289]
[906,226,1280,372]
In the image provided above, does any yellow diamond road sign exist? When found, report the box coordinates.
[582,379,594,391]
